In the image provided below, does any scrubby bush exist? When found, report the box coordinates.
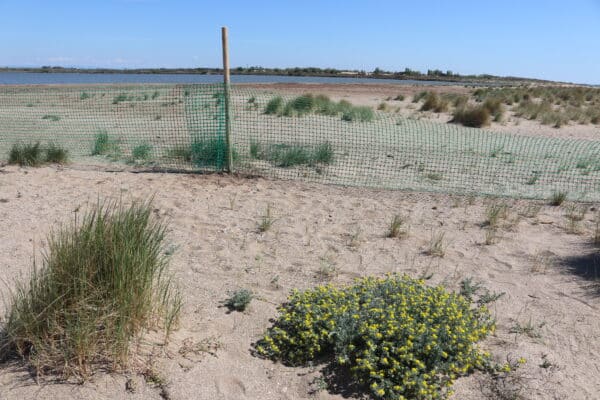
[0,200,181,379]
[451,106,491,128]
[256,275,497,400]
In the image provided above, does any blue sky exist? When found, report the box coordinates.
[1,0,599,83]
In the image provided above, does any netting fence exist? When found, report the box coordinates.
[1,83,599,201]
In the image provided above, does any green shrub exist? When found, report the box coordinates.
[132,143,152,160]
[8,142,43,166]
[45,143,68,164]
[80,92,91,100]
[394,94,405,101]
[0,200,181,379]
[255,275,497,400]
[451,106,491,128]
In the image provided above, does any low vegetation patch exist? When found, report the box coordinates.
[250,141,334,168]
[264,94,374,122]
[8,142,43,166]
[255,275,500,400]
[41,114,61,122]
[224,289,253,312]
[451,106,491,128]
[0,200,181,380]
[92,131,120,156]
[131,143,152,160]
[8,142,69,166]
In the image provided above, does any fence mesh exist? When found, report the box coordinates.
[1,83,599,201]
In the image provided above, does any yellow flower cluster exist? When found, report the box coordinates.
[255,275,496,400]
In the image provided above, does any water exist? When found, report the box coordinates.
[0,71,467,86]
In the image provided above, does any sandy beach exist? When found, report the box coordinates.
[1,164,599,399]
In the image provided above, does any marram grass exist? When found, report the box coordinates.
[0,199,181,380]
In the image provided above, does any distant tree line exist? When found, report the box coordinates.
[0,65,556,84]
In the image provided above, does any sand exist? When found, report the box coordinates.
[1,164,599,399]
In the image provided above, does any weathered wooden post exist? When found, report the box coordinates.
[221,26,233,173]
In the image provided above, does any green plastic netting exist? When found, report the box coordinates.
[1,83,599,201]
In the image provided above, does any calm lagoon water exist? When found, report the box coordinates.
[0,72,464,86]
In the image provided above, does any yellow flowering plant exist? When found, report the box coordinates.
[255,275,498,399]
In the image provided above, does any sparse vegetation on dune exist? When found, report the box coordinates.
[264,94,374,122]
[249,141,334,168]
[8,142,69,166]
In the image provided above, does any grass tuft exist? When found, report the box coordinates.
[387,215,408,238]
[549,191,567,206]
[132,143,152,160]
[0,200,181,379]
[45,143,69,164]
[8,142,43,166]
[451,106,491,128]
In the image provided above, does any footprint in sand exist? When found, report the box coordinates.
[214,375,247,399]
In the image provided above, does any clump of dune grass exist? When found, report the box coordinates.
[426,231,446,257]
[264,96,284,115]
[482,98,505,121]
[92,131,113,155]
[8,142,43,166]
[0,200,182,380]
[44,143,69,164]
[132,143,152,160]
[387,215,408,238]
[251,142,334,168]
[451,106,491,128]
[549,191,567,206]
[258,204,275,232]
[264,94,374,122]
[420,92,448,113]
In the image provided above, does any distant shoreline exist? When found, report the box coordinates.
[0,66,570,86]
